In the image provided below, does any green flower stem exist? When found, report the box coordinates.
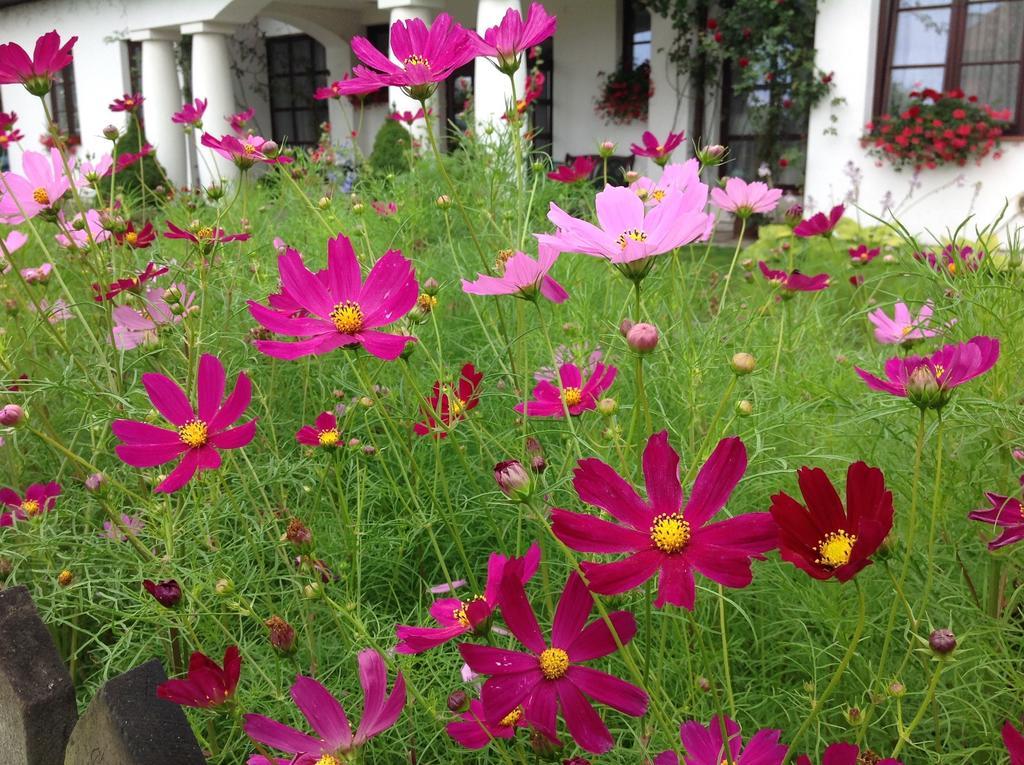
[918,412,945,615]
[890,658,946,758]
[718,583,737,719]
[718,216,747,316]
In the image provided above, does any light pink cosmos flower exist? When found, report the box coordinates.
[20,262,52,284]
[32,298,72,323]
[462,246,568,303]
[200,133,291,170]
[101,514,144,542]
[1,230,28,266]
[710,177,783,218]
[77,154,113,185]
[0,148,70,222]
[111,353,257,493]
[247,234,418,362]
[867,301,949,345]
[471,2,557,72]
[112,285,194,351]
[54,209,109,250]
[538,184,713,273]
[243,649,406,764]
[631,159,702,206]
[0,30,77,96]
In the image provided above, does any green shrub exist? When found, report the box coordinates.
[368,119,411,175]
[113,117,168,194]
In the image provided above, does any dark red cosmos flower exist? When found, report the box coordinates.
[414,363,483,437]
[547,156,596,184]
[116,143,153,172]
[143,578,182,607]
[1004,721,1024,765]
[793,203,845,238]
[758,261,830,293]
[110,93,144,114]
[92,262,168,302]
[157,646,241,708]
[114,221,156,250]
[769,462,893,582]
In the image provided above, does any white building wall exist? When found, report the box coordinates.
[806,0,1024,238]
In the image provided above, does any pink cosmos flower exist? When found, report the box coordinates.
[413,362,484,438]
[395,543,540,654]
[796,743,902,765]
[462,246,568,303]
[111,353,257,493]
[515,362,616,418]
[471,2,557,71]
[101,514,144,542]
[654,716,787,765]
[110,93,144,113]
[538,184,712,272]
[0,148,70,222]
[200,133,291,170]
[710,177,783,218]
[371,200,397,216]
[347,13,477,99]
[93,262,169,302]
[296,411,342,447]
[447,698,528,749]
[630,129,685,165]
[33,298,72,323]
[793,203,845,237]
[867,301,947,345]
[848,244,881,264]
[631,159,702,206]
[172,98,207,128]
[248,234,418,362]
[55,209,109,250]
[968,476,1024,550]
[1004,721,1024,765]
[0,111,16,131]
[115,143,152,172]
[21,262,52,284]
[157,646,241,709]
[0,127,23,147]
[243,649,405,764]
[854,335,999,409]
[758,261,830,292]
[77,154,113,185]
[1,230,28,263]
[535,344,602,383]
[0,30,77,96]
[164,221,250,249]
[547,156,595,183]
[112,285,194,351]
[231,107,255,136]
[322,72,386,100]
[387,107,430,125]
[0,482,61,526]
[915,243,983,276]
[552,431,776,609]
[459,571,648,754]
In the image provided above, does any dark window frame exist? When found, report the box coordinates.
[874,0,1024,133]
[266,33,330,148]
[48,60,79,138]
[622,0,652,72]
[126,40,143,96]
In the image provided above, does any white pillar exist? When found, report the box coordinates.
[378,0,445,144]
[131,29,187,188]
[474,0,525,134]
[182,22,239,186]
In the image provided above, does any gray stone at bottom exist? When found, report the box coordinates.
[64,659,206,765]
[0,585,78,765]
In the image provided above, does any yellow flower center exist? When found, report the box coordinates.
[243,143,256,155]
[538,647,570,680]
[498,707,524,728]
[178,419,209,448]
[125,231,138,245]
[452,595,485,628]
[933,364,945,379]
[652,189,666,201]
[900,326,912,336]
[562,387,582,407]
[315,756,342,765]
[32,187,50,205]
[947,262,957,275]
[404,54,430,68]
[0,135,8,145]
[816,529,857,568]
[330,301,365,334]
[495,249,515,274]
[196,226,214,241]
[417,293,438,311]
[616,228,648,249]
[650,513,691,554]
[317,429,340,446]
[656,144,665,153]
[450,397,467,416]
[21,499,41,516]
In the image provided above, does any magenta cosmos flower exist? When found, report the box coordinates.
[0,30,77,96]
[296,411,342,448]
[969,475,1024,550]
[200,133,291,170]
[243,649,405,765]
[848,244,881,265]
[157,646,241,709]
[630,129,685,166]
[547,155,595,184]
[164,221,250,251]
[248,234,417,362]
[758,261,830,293]
[711,178,783,218]
[515,362,616,418]
[793,203,845,238]
[854,335,999,409]
[347,13,477,100]
[0,482,61,526]
[387,107,429,125]
[112,353,257,493]
[538,184,712,275]
[395,542,540,654]
[447,698,528,750]
[472,2,557,73]
[796,743,902,765]
[552,431,776,608]
[172,98,207,128]
[654,716,787,765]
[459,571,648,754]
[231,107,255,135]
[110,93,143,114]
[1004,721,1024,765]
[413,362,484,437]
[462,246,568,303]
[867,301,947,346]
[0,148,70,222]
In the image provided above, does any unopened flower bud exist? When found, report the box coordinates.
[626,322,659,354]
[435,194,452,210]
[696,143,727,167]
[697,676,711,692]
[358,396,374,408]
[447,690,470,713]
[362,444,376,456]
[597,140,615,158]
[784,204,804,228]
[624,170,640,184]
[1013,448,1024,462]
[597,397,617,416]
[57,569,74,587]
[265,615,297,653]
[84,472,104,492]
[0,558,12,576]
[347,437,361,448]
[206,184,225,201]
[303,581,322,599]
[215,577,233,595]
[317,196,331,210]
[929,628,957,655]
[494,460,531,500]
[143,578,182,608]
[736,399,754,416]
[103,124,120,141]
[422,277,440,296]
[619,318,635,337]
[285,517,313,548]
[731,352,756,375]
[741,258,754,271]
[352,202,365,214]
[0,404,25,427]
[907,366,943,409]
[262,140,279,156]
[888,681,906,697]
[845,707,862,725]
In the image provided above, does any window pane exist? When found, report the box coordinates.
[888,66,945,109]
[293,110,316,144]
[292,40,312,73]
[270,76,293,109]
[892,8,952,66]
[268,41,289,75]
[961,62,1019,112]
[963,2,1024,62]
[899,0,952,7]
